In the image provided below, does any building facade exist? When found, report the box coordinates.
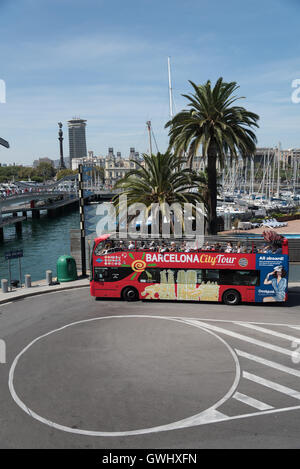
[71,147,143,187]
[68,118,87,165]
[33,157,55,168]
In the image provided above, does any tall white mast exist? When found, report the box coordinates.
[261,150,266,198]
[266,148,271,200]
[292,150,297,197]
[276,142,281,197]
[168,57,174,119]
[250,156,254,194]
[271,148,276,196]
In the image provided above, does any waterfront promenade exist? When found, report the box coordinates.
[1,283,300,448]
[224,219,300,235]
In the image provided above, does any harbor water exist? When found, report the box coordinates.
[0,209,79,282]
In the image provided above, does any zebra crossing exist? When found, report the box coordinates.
[178,317,300,426]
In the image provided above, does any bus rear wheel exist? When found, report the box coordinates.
[122,287,139,301]
[223,289,241,306]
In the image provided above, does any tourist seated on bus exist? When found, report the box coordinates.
[180,242,186,252]
[149,241,156,251]
[102,241,112,254]
[203,242,211,251]
[169,242,177,252]
[234,242,241,253]
[159,242,169,253]
[128,241,135,250]
[225,242,233,253]
[273,246,282,254]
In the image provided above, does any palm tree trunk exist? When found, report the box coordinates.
[207,142,218,234]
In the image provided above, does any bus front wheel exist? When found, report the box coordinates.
[222,289,241,306]
[122,287,139,301]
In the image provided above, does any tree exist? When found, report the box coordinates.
[18,166,35,181]
[113,152,205,234]
[197,168,222,227]
[35,161,56,181]
[56,168,77,180]
[165,78,259,234]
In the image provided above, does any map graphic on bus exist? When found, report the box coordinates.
[141,269,220,301]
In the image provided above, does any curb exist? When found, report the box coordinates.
[0,283,89,305]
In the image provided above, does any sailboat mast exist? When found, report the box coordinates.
[292,150,297,197]
[277,142,281,197]
[267,148,270,199]
[261,150,266,197]
[251,156,254,194]
[167,57,174,119]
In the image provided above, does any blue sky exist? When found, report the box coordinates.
[1,0,300,164]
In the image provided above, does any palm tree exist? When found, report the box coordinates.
[112,151,206,234]
[198,168,222,226]
[165,78,259,234]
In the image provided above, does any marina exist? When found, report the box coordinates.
[0,208,79,282]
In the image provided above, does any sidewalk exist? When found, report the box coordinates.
[288,283,300,293]
[0,277,89,305]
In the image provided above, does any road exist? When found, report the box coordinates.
[1,288,300,449]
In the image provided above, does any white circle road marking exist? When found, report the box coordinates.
[8,315,240,437]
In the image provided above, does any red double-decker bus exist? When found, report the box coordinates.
[90,235,289,305]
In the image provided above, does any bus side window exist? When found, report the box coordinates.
[94,241,106,256]
[219,270,234,285]
[219,269,260,286]
[205,269,220,284]
[196,270,204,284]
[139,268,160,283]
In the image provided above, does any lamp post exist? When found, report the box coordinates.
[58,122,66,170]
[78,164,86,277]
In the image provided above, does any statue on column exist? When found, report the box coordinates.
[58,122,66,170]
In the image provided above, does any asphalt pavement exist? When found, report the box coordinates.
[1,287,300,448]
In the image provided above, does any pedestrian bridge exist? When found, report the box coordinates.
[0,175,119,211]
[0,191,76,209]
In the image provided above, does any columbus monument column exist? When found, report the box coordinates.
[58,122,66,170]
